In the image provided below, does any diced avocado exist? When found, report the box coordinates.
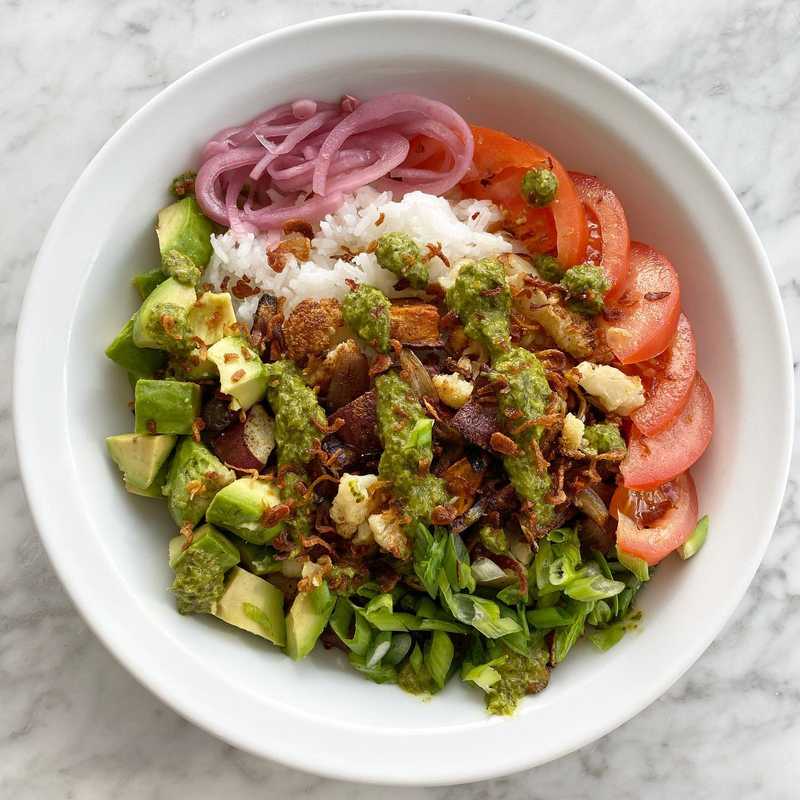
[134,379,201,435]
[208,336,266,411]
[126,460,170,497]
[187,292,237,346]
[172,292,237,379]
[157,197,214,285]
[168,523,239,615]
[206,477,285,545]
[132,277,197,351]
[236,541,282,575]
[132,268,168,300]
[106,432,177,489]
[168,523,240,570]
[105,317,166,378]
[285,582,335,660]
[214,566,287,647]
[163,438,236,526]
[162,251,202,286]
[168,354,218,381]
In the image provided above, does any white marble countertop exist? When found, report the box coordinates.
[2,1,799,797]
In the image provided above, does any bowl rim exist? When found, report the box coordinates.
[14,10,794,785]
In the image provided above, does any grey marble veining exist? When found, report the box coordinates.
[1,1,799,797]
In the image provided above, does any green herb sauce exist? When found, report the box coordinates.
[341,284,392,353]
[374,371,448,523]
[445,258,511,357]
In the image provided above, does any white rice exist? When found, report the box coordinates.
[203,187,513,325]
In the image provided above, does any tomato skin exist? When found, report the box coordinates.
[630,314,697,436]
[603,241,681,365]
[462,126,587,266]
[612,472,699,565]
[621,374,714,490]
[569,172,630,301]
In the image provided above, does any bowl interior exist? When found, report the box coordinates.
[18,13,792,784]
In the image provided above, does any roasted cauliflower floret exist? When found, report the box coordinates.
[574,362,645,416]
[561,412,585,451]
[432,372,474,409]
[283,298,343,361]
[330,473,378,537]
[367,511,411,560]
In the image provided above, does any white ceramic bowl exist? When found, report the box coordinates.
[15,11,793,785]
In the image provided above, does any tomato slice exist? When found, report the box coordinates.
[461,126,587,266]
[569,172,630,301]
[611,471,698,565]
[629,313,697,435]
[621,374,714,490]
[603,241,681,364]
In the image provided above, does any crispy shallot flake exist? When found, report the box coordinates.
[261,502,292,528]
[268,232,312,272]
[421,396,445,425]
[283,219,313,239]
[644,291,671,301]
[186,479,206,501]
[191,417,206,443]
[424,241,450,268]
[304,473,340,500]
[231,278,260,299]
[223,462,260,478]
[189,336,208,361]
[529,437,550,473]
[146,419,157,434]
[369,354,393,377]
[300,535,334,554]
[179,523,195,550]
[160,313,182,341]
[490,431,520,456]
[223,352,240,364]
[230,368,246,383]
[511,413,562,436]
[431,505,457,525]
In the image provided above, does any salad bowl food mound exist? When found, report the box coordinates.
[14,12,792,785]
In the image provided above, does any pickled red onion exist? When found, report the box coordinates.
[194,93,473,232]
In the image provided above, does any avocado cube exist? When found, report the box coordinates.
[125,456,171,498]
[157,197,214,285]
[168,353,218,381]
[213,566,287,647]
[105,317,166,378]
[132,268,168,300]
[134,379,201,435]
[206,477,285,545]
[170,292,238,379]
[168,523,240,570]
[106,432,177,489]
[163,438,236,526]
[133,277,197,351]
[187,292,237,347]
[208,336,266,411]
[285,582,335,660]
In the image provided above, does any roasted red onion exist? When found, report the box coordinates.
[194,93,474,233]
